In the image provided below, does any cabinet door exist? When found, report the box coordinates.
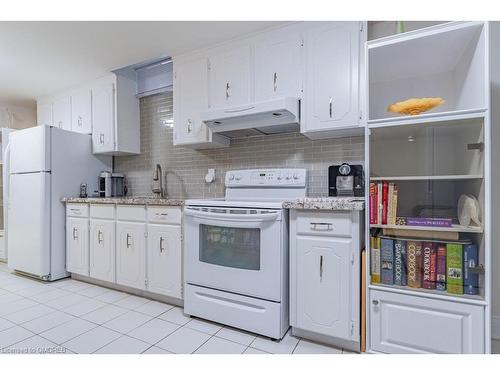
[173,58,211,145]
[302,22,361,133]
[92,81,115,153]
[116,221,146,290]
[71,88,92,134]
[66,217,89,276]
[147,224,182,298]
[53,96,72,131]
[254,34,303,101]
[90,219,115,283]
[37,101,53,126]
[209,45,252,109]
[296,237,352,340]
[370,290,485,353]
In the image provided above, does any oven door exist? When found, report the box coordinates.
[184,206,283,302]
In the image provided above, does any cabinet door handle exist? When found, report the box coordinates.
[98,230,103,244]
[187,119,193,133]
[372,300,379,306]
[58,120,63,128]
[310,222,333,231]
[273,72,278,92]
[319,255,323,281]
[100,133,104,144]
[159,236,165,253]
[225,82,230,100]
[78,116,82,127]
[329,97,333,118]
[126,233,131,248]
[73,228,78,240]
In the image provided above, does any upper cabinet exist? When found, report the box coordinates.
[254,32,303,101]
[71,87,92,134]
[301,22,366,139]
[208,45,252,109]
[36,72,140,155]
[173,56,229,148]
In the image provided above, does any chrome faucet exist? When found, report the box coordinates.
[152,163,165,197]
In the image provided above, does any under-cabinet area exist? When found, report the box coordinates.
[65,203,182,302]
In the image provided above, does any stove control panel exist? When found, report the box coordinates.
[225,169,307,187]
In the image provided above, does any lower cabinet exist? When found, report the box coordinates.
[116,221,147,290]
[295,237,353,340]
[147,224,182,298]
[66,217,89,276]
[89,219,115,283]
[369,289,485,354]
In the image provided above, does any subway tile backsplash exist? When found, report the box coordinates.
[114,93,365,198]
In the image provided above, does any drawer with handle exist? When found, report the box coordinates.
[66,204,89,218]
[147,206,181,225]
[90,204,115,220]
[295,211,352,237]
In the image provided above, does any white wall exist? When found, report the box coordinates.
[0,102,36,130]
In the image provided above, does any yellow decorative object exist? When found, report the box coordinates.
[387,97,445,116]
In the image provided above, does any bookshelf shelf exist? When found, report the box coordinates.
[370,223,483,233]
[367,108,487,129]
[369,174,483,181]
[368,284,486,306]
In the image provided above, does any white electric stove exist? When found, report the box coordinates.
[183,168,307,339]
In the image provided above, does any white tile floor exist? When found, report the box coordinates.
[0,262,351,354]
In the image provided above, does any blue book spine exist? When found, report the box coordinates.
[463,244,479,295]
[381,238,394,285]
[394,240,407,286]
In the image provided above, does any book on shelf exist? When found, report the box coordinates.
[405,217,453,227]
[407,241,423,288]
[369,183,378,225]
[370,181,398,225]
[370,236,381,284]
[377,182,383,225]
[447,243,464,295]
[382,228,459,242]
[381,238,394,285]
[422,242,437,289]
[463,244,479,295]
[382,182,389,225]
[394,239,407,286]
[436,244,447,291]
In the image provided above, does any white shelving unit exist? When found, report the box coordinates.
[364,22,491,354]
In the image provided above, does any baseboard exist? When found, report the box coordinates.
[492,316,500,340]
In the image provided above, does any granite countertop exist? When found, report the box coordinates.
[282,197,365,211]
[61,196,185,206]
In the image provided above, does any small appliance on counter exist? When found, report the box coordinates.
[98,172,126,197]
[329,163,364,197]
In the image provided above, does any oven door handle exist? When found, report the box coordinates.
[184,207,280,222]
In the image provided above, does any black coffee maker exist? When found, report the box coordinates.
[329,163,364,197]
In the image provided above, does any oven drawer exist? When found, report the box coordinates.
[184,283,287,339]
[295,211,352,237]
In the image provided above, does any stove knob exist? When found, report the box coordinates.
[228,174,235,181]
[277,175,283,180]
[235,175,242,181]
[293,173,300,180]
[286,174,292,180]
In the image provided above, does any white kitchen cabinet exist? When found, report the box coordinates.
[116,221,146,290]
[89,219,115,283]
[301,22,365,139]
[295,237,353,340]
[66,217,89,276]
[208,45,252,109]
[92,79,115,153]
[147,224,182,298]
[290,209,363,350]
[52,95,72,131]
[37,100,53,126]
[369,289,485,354]
[173,57,229,149]
[71,87,92,134]
[254,33,303,101]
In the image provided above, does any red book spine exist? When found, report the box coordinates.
[422,242,437,289]
[382,181,389,225]
[369,183,377,224]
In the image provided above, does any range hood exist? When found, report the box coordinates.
[200,97,300,138]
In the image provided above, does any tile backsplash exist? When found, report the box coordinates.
[114,93,365,198]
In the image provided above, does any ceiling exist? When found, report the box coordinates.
[0,21,285,108]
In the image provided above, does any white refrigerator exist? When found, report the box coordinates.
[6,125,112,280]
